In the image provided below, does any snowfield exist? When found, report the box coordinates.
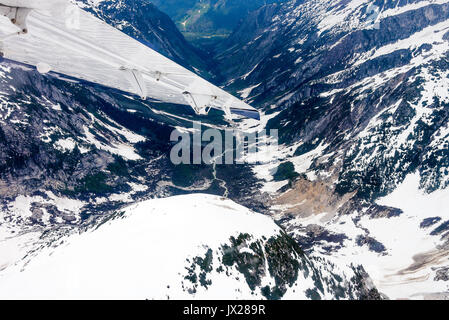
[0,194,268,299]
[0,194,329,300]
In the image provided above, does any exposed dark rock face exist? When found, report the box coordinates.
[351,265,387,300]
[435,267,449,281]
[182,231,379,300]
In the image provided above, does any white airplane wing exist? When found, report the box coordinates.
[0,0,260,120]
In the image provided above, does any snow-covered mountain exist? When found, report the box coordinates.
[2,0,449,300]
[216,0,449,299]
[0,194,377,300]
